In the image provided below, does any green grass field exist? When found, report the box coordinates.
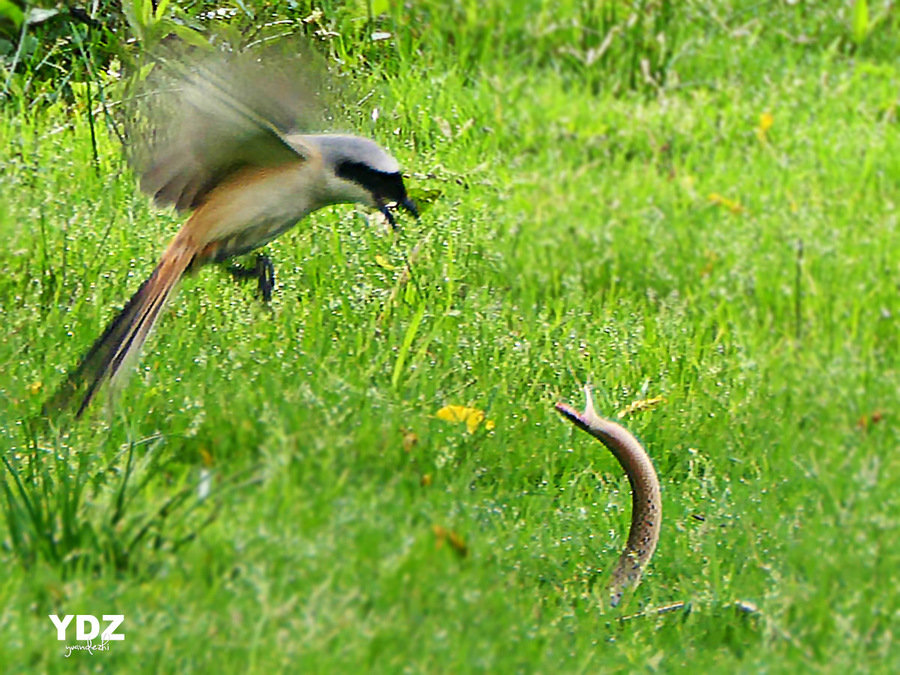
[2,1,899,672]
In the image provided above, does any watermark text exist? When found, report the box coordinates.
[49,615,124,656]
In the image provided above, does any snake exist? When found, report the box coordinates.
[555,386,662,606]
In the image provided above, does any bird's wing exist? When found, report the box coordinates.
[125,39,331,212]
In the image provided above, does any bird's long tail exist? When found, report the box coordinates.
[45,238,197,418]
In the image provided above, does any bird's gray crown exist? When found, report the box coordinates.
[306,134,412,218]
[310,134,400,174]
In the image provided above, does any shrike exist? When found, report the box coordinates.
[47,40,417,418]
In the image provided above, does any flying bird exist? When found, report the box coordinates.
[46,39,418,418]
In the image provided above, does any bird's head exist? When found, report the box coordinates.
[310,134,418,228]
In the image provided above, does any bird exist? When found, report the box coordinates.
[45,40,418,419]
[555,386,662,607]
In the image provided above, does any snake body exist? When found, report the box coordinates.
[556,386,662,606]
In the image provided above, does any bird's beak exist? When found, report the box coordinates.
[379,203,398,230]
[401,197,419,219]
[379,198,419,231]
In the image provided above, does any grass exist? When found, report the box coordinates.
[1,1,900,672]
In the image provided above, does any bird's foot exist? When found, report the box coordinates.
[228,254,275,302]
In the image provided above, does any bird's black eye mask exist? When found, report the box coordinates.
[336,160,418,229]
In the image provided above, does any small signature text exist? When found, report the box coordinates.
[65,640,111,658]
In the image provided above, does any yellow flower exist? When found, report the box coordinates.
[435,405,495,433]
[756,112,774,143]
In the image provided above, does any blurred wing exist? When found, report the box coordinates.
[125,38,332,212]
